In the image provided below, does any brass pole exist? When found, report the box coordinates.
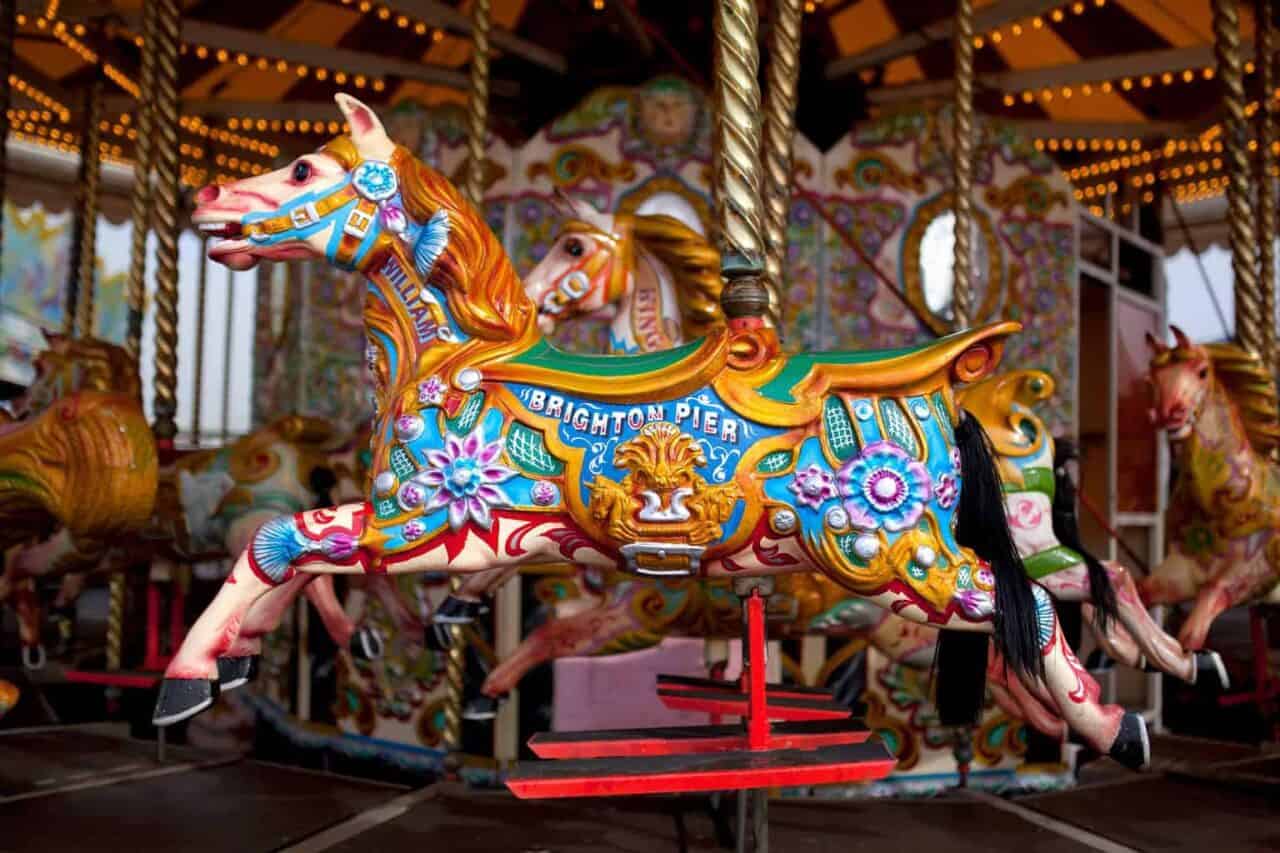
[191,237,209,446]
[0,0,15,276]
[952,0,976,330]
[713,0,769,321]
[1257,0,1276,365]
[150,0,182,449]
[443,0,492,758]
[760,0,803,335]
[1215,0,1263,357]
[73,76,104,340]
[125,0,158,364]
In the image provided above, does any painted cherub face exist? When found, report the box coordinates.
[637,89,697,147]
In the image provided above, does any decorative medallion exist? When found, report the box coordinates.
[352,160,399,201]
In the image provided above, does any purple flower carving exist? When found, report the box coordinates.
[837,441,932,532]
[934,472,958,510]
[418,426,516,530]
[788,464,838,510]
[418,376,446,407]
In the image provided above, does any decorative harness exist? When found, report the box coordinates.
[537,216,635,320]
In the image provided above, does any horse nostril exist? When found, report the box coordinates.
[195,184,221,205]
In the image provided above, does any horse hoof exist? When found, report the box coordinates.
[462,694,503,722]
[1108,712,1150,771]
[1194,650,1231,692]
[424,622,455,653]
[152,678,219,727]
[350,627,384,662]
[434,595,488,624]
[216,656,260,691]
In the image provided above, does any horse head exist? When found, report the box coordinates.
[525,192,722,346]
[1146,325,1210,440]
[10,331,141,419]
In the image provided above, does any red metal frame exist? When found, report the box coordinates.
[506,587,896,799]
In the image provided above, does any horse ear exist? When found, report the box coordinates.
[41,327,61,345]
[334,93,395,161]
[1145,331,1164,354]
[1170,325,1192,350]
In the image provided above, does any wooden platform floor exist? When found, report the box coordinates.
[1,727,1276,852]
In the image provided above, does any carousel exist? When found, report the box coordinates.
[0,0,1277,849]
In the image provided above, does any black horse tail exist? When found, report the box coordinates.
[1051,438,1117,632]
[955,410,1041,677]
[935,411,1042,727]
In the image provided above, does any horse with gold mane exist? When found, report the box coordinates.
[1145,327,1280,650]
[154,93,1146,770]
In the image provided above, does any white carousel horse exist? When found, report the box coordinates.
[151,93,1147,770]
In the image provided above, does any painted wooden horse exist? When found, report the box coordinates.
[1144,327,1280,650]
[959,368,1229,690]
[0,333,158,666]
[154,94,1146,770]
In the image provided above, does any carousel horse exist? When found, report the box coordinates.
[959,368,1229,690]
[1143,327,1280,650]
[152,93,1146,770]
[0,334,158,666]
[0,334,404,671]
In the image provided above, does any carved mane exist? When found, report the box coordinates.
[1203,342,1280,457]
[629,213,724,339]
[320,136,535,343]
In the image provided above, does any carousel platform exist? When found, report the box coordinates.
[0,725,1276,852]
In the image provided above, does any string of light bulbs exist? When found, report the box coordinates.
[975,0,1108,49]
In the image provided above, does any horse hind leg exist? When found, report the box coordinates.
[1180,540,1277,652]
[154,503,371,726]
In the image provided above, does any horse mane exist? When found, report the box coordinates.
[321,136,534,343]
[40,336,141,401]
[630,213,724,339]
[1203,342,1280,457]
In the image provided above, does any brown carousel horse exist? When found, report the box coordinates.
[153,94,1145,770]
[1144,327,1280,650]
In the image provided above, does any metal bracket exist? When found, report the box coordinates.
[619,542,705,577]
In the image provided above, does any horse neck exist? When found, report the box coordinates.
[1181,377,1256,495]
[609,243,682,354]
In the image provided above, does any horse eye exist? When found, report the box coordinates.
[565,238,584,258]
[1198,366,1208,379]
[292,160,313,182]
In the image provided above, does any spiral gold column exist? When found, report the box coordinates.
[713,0,768,321]
[1257,0,1276,365]
[760,0,802,334]
[1214,0,1262,356]
[125,0,158,364]
[442,0,493,759]
[150,0,182,449]
[951,0,976,330]
[0,0,15,276]
[73,76,104,340]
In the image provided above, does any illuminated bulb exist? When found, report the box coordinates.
[377,6,390,18]
[973,36,984,48]
[297,65,308,77]
[236,53,249,66]
[1051,8,1064,21]
[1072,1,1084,12]
[991,30,1003,43]
[396,15,409,27]
[1182,69,1194,82]
[315,68,329,80]
[1082,83,1092,95]
[1033,16,1043,27]
[1140,75,1152,87]
[1121,77,1133,90]
[415,22,428,34]
[354,74,367,87]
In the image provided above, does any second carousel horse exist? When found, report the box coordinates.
[153,94,1146,769]
[1144,327,1280,650]
[960,368,1228,690]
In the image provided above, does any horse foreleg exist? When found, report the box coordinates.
[54,572,88,609]
[425,565,511,650]
[1180,539,1278,651]
[482,591,648,699]
[13,579,45,669]
[154,503,371,726]
[986,651,1066,740]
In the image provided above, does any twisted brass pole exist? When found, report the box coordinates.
[125,0,158,364]
[0,0,15,278]
[442,0,493,758]
[191,237,209,446]
[461,0,490,207]
[952,0,976,330]
[760,0,802,334]
[1257,0,1276,365]
[150,0,182,449]
[1215,0,1262,357]
[74,76,104,340]
[713,0,768,321]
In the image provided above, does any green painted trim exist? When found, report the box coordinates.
[508,337,705,378]
[1004,466,1055,499]
[1022,544,1083,579]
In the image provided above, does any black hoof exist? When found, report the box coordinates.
[152,678,219,727]
[424,621,458,653]
[462,694,504,722]
[350,627,385,662]
[216,656,260,691]
[434,594,488,624]
[1108,712,1150,771]
[1194,650,1231,692]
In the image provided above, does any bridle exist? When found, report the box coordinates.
[537,215,635,321]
